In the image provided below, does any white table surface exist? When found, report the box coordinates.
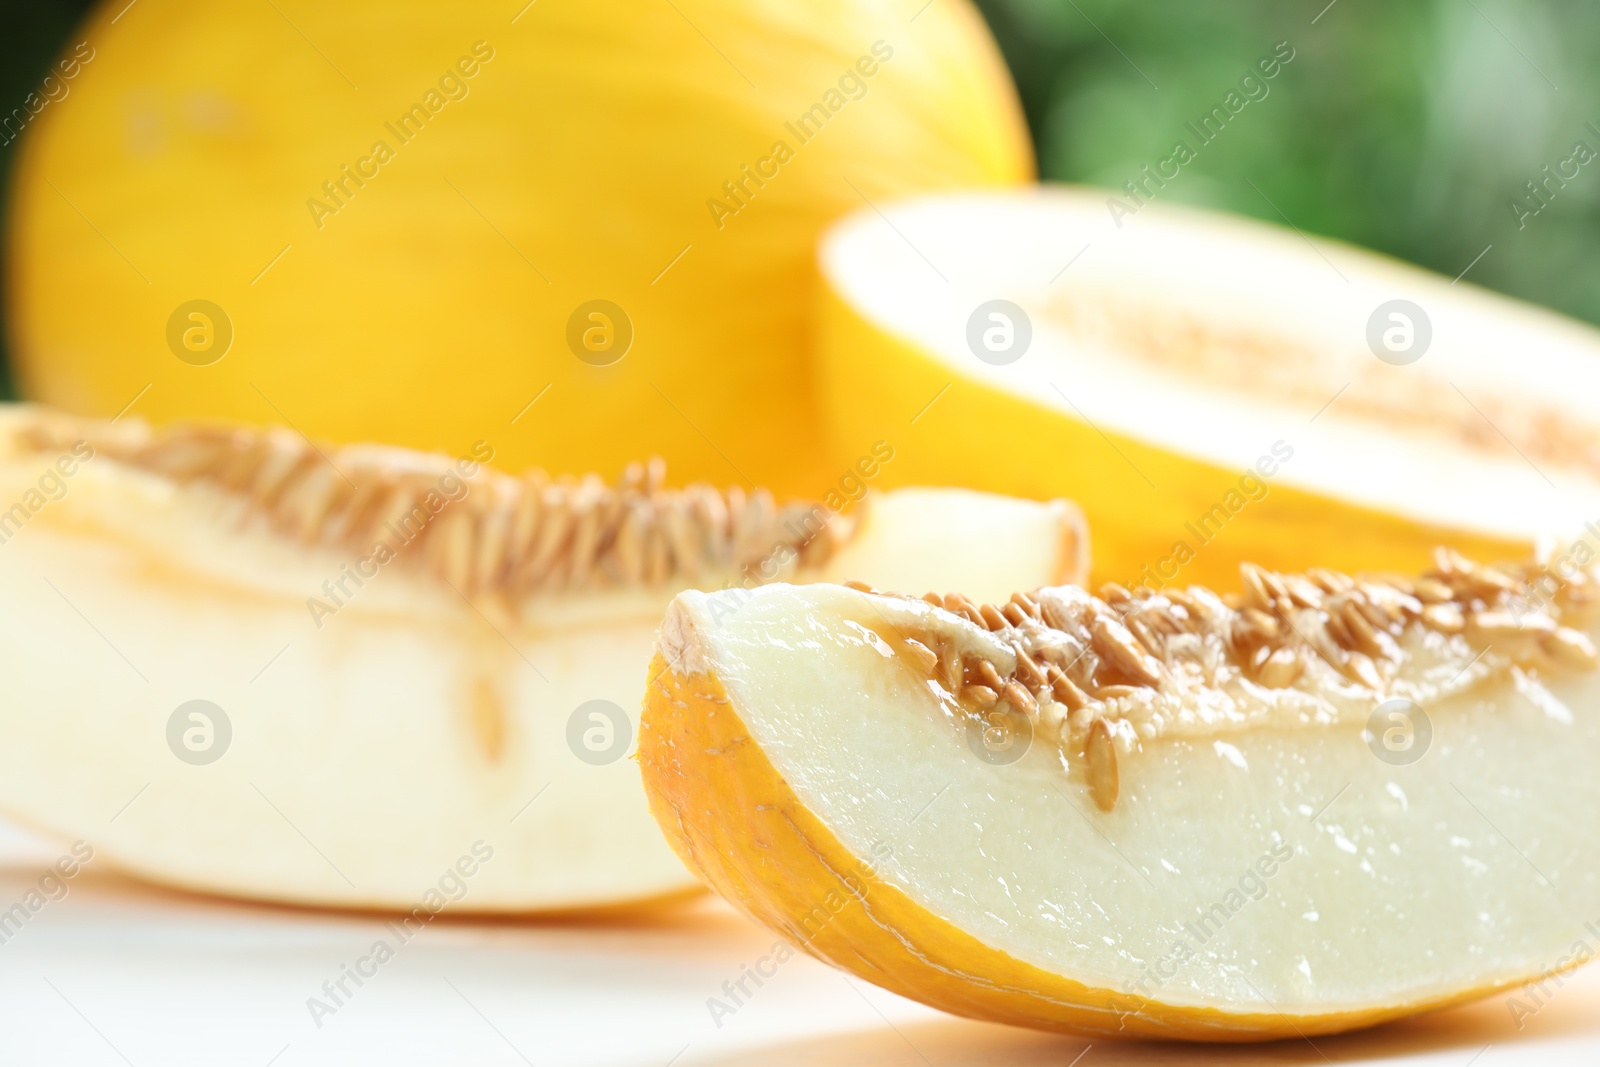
[1,817,1595,1066]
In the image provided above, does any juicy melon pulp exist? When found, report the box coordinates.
[0,406,1086,911]
[817,187,1600,586]
[640,556,1600,1038]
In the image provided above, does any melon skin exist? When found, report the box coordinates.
[5,0,1031,498]
[640,581,1600,1039]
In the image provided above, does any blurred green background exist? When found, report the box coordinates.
[1,0,97,399]
[971,0,1596,322]
[2,0,1594,398]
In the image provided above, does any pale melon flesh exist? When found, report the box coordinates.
[650,575,1600,1035]
[0,407,1084,911]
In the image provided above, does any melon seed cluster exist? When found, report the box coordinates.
[847,549,1599,812]
[13,413,843,596]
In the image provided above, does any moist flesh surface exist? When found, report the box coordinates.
[679,583,1600,1014]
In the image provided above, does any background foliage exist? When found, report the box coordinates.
[0,0,97,398]
[3,0,1597,397]
[973,0,1599,320]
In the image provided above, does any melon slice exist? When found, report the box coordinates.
[640,552,1600,1039]
[0,406,1086,911]
[817,187,1600,587]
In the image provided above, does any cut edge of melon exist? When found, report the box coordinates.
[640,650,1552,1041]
[639,552,1600,1038]
[0,405,1090,912]
[814,186,1600,586]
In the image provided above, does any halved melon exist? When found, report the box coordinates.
[0,406,1086,911]
[640,552,1600,1038]
[817,187,1600,587]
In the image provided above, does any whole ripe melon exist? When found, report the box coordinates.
[4,0,1030,496]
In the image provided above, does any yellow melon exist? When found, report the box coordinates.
[816,188,1600,586]
[5,0,1030,496]
[0,404,1084,910]
[641,557,1600,1038]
